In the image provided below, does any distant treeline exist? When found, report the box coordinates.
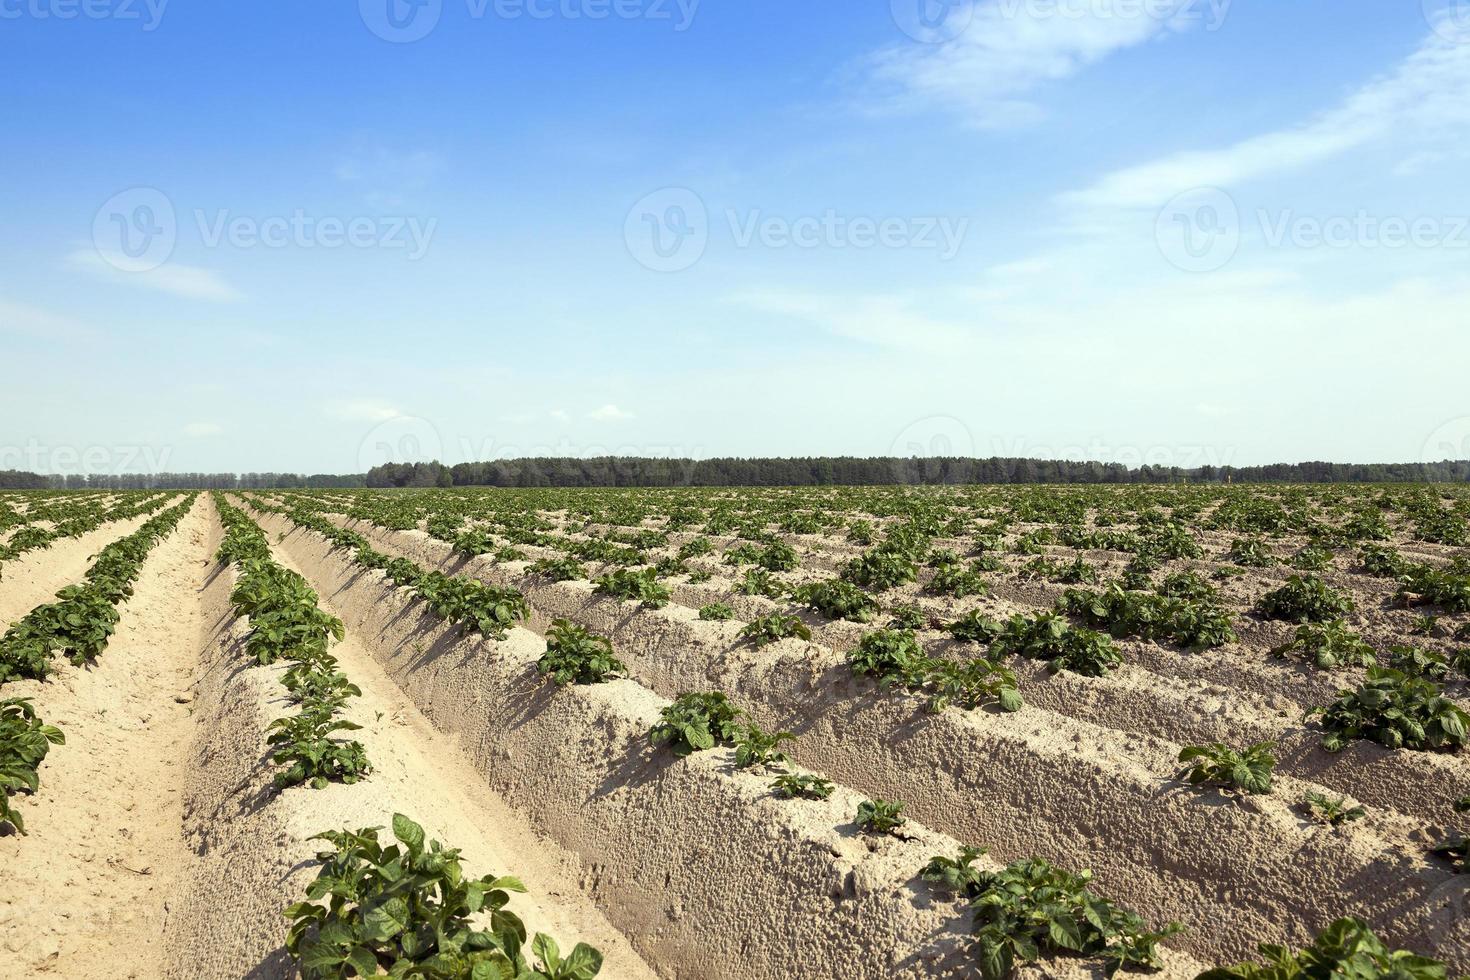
[366,457,1470,488]
[0,471,366,490]
[5,457,1467,492]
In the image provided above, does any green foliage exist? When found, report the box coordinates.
[1177,742,1276,795]
[930,561,991,597]
[1303,792,1365,827]
[537,620,625,686]
[842,547,918,590]
[967,859,1181,980]
[733,725,794,770]
[528,556,587,582]
[886,604,928,631]
[756,541,800,572]
[0,697,65,834]
[1197,917,1454,980]
[946,611,1005,645]
[924,658,1023,714]
[649,692,745,756]
[285,813,602,980]
[1397,564,1470,614]
[1310,667,1470,752]
[920,845,988,895]
[738,613,812,648]
[592,568,670,609]
[793,579,879,623]
[697,602,734,621]
[1059,584,1236,652]
[1290,544,1334,572]
[1271,620,1377,670]
[1358,544,1407,578]
[1227,538,1277,567]
[268,705,372,791]
[735,568,787,599]
[770,772,834,800]
[992,612,1123,677]
[854,798,906,835]
[1257,576,1355,624]
[847,629,927,687]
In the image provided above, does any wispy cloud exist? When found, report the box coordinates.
[1061,23,1470,208]
[728,288,973,354]
[862,0,1212,128]
[183,422,224,436]
[67,249,243,302]
[587,404,635,420]
[0,297,97,341]
[326,399,401,422]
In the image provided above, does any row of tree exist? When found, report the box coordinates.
[366,457,1470,488]
[0,472,366,490]
[6,457,1468,491]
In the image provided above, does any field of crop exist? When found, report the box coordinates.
[2,484,1469,979]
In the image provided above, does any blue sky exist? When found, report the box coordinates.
[3,1,1469,475]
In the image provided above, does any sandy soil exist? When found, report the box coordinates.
[0,511,161,630]
[0,499,207,977]
[290,507,1470,969]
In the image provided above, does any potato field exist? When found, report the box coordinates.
[2,484,1469,979]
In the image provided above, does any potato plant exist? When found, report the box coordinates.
[286,813,602,979]
[1303,792,1365,827]
[648,692,745,756]
[967,858,1180,980]
[1197,917,1456,980]
[537,620,625,686]
[1257,576,1355,624]
[738,614,812,648]
[1271,620,1377,670]
[0,697,65,835]
[1177,742,1277,795]
[770,772,834,800]
[854,798,905,835]
[1310,667,1470,752]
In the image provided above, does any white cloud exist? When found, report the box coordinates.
[326,399,401,422]
[550,409,570,423]
[0,298,97,341]
[183,422,223,436]
[67,249,243,303]
[863,0,1209,128]
[587,404,635,421]
[727,288,973,354]
[1061,24,1470,208]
